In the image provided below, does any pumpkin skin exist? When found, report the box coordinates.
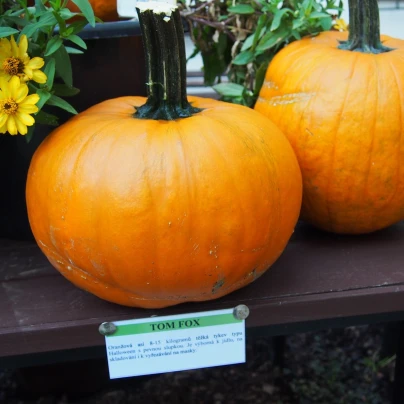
[26,95,302,308]
[255,30,404,234]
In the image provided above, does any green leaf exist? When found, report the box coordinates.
[8,8,27,17]
[43,58,56,89]
[45,36,63,56]
[62,27,75,37]
[52,10,67,32]
[186,45,200,63]
[256,27,290,53]
[21,13,57,38]
[241,34,255,52]
[271,9,292,32]
[201,50,227,86]
[65,46,84,54]
[36,89,52,110]
[319,17,332,31]
[213,83,245,98]
[49,0,62,9]
[53,45,73,87]
[217,32,229,56]
[52,83,80,97]
[34,0,47,13]
[338,0,344,17]
[0,27,19,38]
[66,34,87,49]
[292,19,305,30]
[232,50,255,66]
[59,8,77,20]
[252,14,267,48]
[47,94,78,114]
[291,29,302,40]
[3,16,30,27]
[309,11,332,18]
[227,5,255,15]
[71,0,95,26]
[241,15,267,52]
[35,110,59,126]
[25,126,35,143]
[254,61,269,96]
[67,20,89,35]
[301,0,314,14]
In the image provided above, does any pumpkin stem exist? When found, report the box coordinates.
[338,0,393,53]
[135,3,202,120]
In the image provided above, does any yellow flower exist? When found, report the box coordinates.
[0,76,40,135]
[0,35,47,84]
[333,18,349,32]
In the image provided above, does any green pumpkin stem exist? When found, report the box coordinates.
[135,4,202,120]
[338,0,393,53]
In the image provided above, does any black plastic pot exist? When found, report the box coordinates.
[0,21,146,240]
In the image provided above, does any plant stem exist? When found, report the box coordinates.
[338,0,393,53]
[135,3,202,120]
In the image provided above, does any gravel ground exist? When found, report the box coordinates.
[0,324,397,404]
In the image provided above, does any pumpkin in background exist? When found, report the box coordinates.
[67,0,118,22]
[28,0,119,22]
[255,0,404,234]
[26,3,302,308]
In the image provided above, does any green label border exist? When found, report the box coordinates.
[109,313,241,337]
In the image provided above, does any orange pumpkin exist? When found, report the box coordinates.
[28,0,119,22]
[255,0,404,234]
[26,3,302,308]
[67,0,118,22]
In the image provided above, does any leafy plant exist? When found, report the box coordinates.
[180,0,344,107]
[0,0,96,140]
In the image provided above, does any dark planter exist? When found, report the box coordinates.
[0,21,146,240]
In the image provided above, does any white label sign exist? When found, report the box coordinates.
[103,308,246,379]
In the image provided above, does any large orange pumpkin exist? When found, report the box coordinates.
[26,3,302,308]
[255,0,404,234]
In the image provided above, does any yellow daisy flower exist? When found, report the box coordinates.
[0,76,40,135]
[0,35,47,84]
[333,18,349,32]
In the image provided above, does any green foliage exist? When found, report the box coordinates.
[181,0,343,107]
[0,0,96,140]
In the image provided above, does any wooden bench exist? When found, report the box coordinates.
[1,221,404,401]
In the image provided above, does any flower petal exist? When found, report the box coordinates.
[6,115,17,135]
[27,57,45,69]
[15,115,28,135]
[0,38,11,55]
[16,112,35,126]
[32,70,47,84]
[10,36,19,57]
[0,77,10,98]
[18,104,38,114]
[17,35,28,58]
[0,113,8,128]
[0,72,11,84]
[23,67,33,79]
[20,93,39,106]
[8,76,20,99]
[15,82,29,103]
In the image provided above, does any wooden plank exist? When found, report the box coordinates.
[1,221,404,357]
